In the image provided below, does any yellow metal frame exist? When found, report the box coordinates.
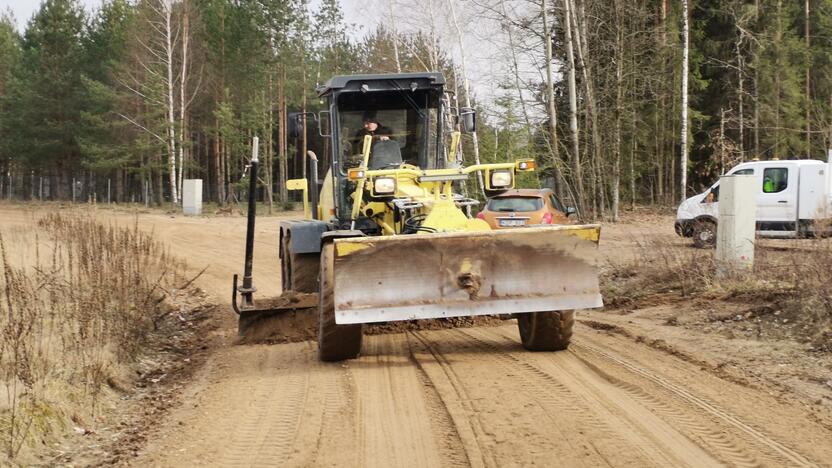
[287,178,310,218]
[345,154,537,235]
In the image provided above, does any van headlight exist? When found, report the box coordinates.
[490,170,513,188]
[373,177,396,195]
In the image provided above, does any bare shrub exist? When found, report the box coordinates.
[602,239,715,307]
[603,236,832,347]
[0,213,183,461]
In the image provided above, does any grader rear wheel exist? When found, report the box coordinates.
[318,243,363,362]
[517,310,574,351]
[281,234,319,293]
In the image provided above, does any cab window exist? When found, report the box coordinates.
[762,168,788,193]
[733,168,754,175]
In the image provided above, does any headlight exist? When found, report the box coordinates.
[373,177,396,195]
[490,170,512,188]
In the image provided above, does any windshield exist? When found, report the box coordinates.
[487,197,544,212]
[336,89,440,172]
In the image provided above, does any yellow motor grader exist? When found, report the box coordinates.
[233,72,602,361]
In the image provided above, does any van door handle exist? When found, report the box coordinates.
[777,200,788,203]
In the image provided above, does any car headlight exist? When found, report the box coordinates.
[490,170,513,189]
[373,177,396,195]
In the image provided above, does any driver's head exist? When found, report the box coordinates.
[362,111,379,131]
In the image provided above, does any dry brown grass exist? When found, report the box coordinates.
[0,213,183,462]
[602,237,832,349]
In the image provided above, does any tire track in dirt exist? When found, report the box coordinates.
[406,340,472,468]
[348,334,448,468]
[570,338,820,467]
[413,329,663,467]
[302,361,361,467]
[408,331,498,468]
[487,326,764,468]
[217,345,311,467]
[455,327,719,468]
[567,350,762,468]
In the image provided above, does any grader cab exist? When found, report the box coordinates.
[233,72,602,361]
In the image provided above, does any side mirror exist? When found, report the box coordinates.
[460,107,476,134]
[566,207,577,217]
[318,110,331,137]
[287,112,303,139]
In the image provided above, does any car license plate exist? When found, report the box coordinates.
[499,219,526,227]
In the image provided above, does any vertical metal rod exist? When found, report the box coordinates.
[72,178,76,203]
[308,151,319,220]
[108,179,111,204]
[239,137,260,308]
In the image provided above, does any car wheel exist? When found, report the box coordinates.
[692,219,717,249]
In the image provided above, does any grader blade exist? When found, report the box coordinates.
[332,224,602,325]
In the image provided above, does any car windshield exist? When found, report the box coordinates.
[487,197,543,212]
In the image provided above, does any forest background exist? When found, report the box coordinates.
[1,0,831,221]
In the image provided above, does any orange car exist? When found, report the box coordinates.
[477,188,575,229]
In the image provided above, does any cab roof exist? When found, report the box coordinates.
[316,72,446,97]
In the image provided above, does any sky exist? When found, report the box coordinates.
[0,0,506,111]
[1,0,365,32]
[1,0,101,31]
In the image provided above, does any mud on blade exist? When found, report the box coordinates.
[332,224,602,324]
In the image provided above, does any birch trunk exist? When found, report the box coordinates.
[563,0,584,213]
[540,0,565,200]
[680,0,689,204]
[162,0,178,206]
[388,0,402,73]
[571,0,603,217]
[447,0,484,197]
[177,1,190,199]
[612,0,624,221]
[736,34,745,161]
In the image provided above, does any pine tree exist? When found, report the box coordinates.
[10,0,86,199]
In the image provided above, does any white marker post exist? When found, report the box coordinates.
[716,174,756,277]
[182,179,203,215]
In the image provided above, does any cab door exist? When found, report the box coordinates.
[757,164,798,236]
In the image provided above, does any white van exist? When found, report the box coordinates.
[675,159,832,247]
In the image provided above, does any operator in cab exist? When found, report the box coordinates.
[352,111,392,154]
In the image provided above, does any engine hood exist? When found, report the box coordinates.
[676,192,709,221]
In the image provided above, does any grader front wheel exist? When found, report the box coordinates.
[318,243,363,362]
[517,310,574,351]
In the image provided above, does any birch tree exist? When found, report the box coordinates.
[680,0,689,203]
[562,0,584,213]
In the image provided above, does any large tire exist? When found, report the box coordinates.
[692,219,717,249]
[318,243,363,361]
[281,234,319,293]
[517,310,574,351]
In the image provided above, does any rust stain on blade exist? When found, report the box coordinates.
[332,225,602,324]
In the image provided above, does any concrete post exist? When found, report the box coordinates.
[182,179,203,216]
[716,174,756,276]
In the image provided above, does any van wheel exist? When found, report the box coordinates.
[692,220,716,249]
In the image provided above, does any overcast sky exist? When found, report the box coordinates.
[1,0,370,33]
[0,0,504,111]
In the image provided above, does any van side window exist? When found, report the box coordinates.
[762,168,788,193]
[733,168,753,175]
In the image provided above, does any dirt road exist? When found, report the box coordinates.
[3,205,829,466]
